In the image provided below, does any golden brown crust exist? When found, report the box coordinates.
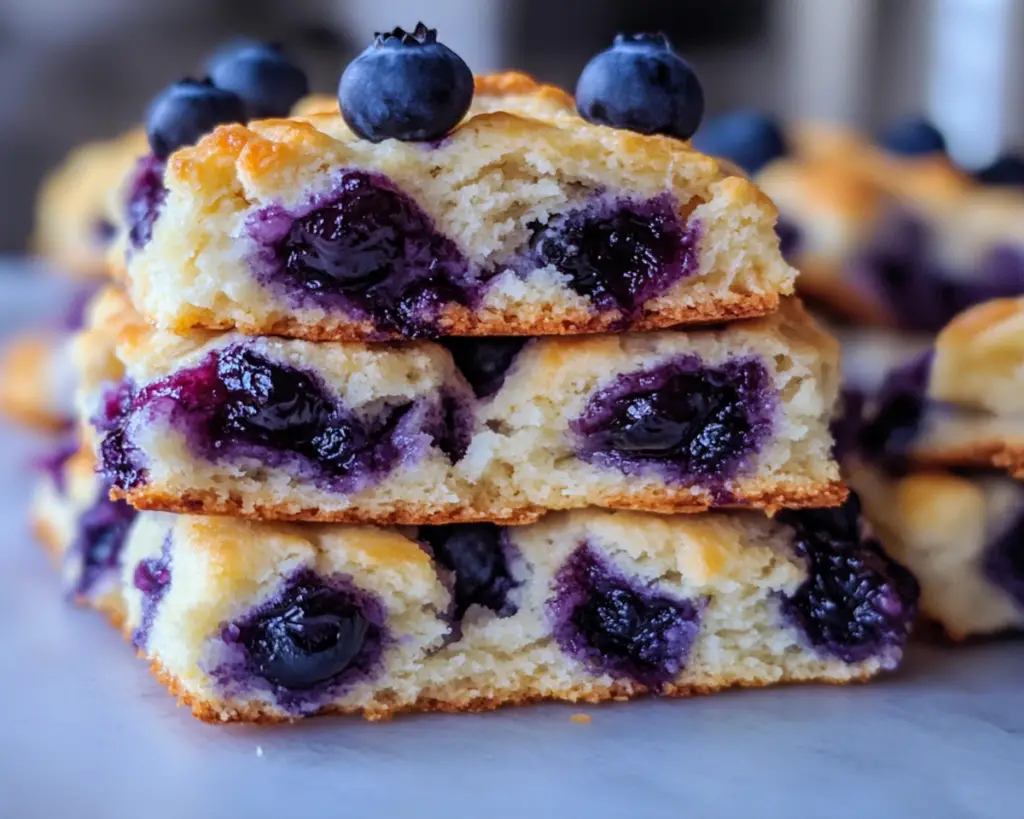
[150,658,875,724]
[111,480,847,524]
[180,290,784,342]
[993,448,1024,480]
[911,439,1024,477]
[473,72,575,110]
[127,70,793,340]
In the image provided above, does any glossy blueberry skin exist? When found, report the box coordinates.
[572,356,776,488]
[877,118,946,157]
[691,111,788,174]
[207,42,309,119]
[145,78,246,159]
[212,570,388,712]
[974,153,1024,187]
[529,193,697,319]
[338,24,473,142]
[778,496,919,665]
[241,584,371,690]
[575,33,704,140]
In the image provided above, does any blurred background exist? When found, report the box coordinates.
[3,0,1024,252]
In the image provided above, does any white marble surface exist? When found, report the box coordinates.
[0,263,1022,819]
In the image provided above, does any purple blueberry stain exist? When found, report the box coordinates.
[982,509,1024,610]
[572,355,776,487]
[249,170,475,338]
[131,533,173,650]
[96,379,148,491]
[777,495,919,666]
[850,210,1024,332]
[97,345,467,494]
[34,434,80,494]
[439,337,528,399]
[529,193,699,320]
[548,544,703,689]
[66,482,138,600]
[91,217,117,248]
[857,350,934,468]
[210,569,387,714]
[125,154,167,251]
[775,217,802,264]
[419,523,521,622]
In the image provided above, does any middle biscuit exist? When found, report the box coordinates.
[76,290,843,524]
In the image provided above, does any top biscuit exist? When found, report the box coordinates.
[121,72,795,341]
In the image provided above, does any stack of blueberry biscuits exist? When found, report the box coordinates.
[693,113,1024,641]
[33,30,920,722]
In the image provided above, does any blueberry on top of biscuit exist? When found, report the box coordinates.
[575,33,705,141]
[145,78,246,159]
[338,23,474,143]
[878,117,947,157]
[692,111,788,175]
[207,41,309,119]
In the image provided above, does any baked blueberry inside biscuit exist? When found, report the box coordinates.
[778,497,919,664]
[572,355,776,486]
[98,344,469,494]
[549,543,703,688]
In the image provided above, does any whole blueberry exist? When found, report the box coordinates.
[207,42,309,119]
[145,78,246,159]
[878,118,947,157]
[691,111,788,174]
[575,33,704,140]
[202,36,262,76]
[974,153,1024,187]
[338,23,474,142]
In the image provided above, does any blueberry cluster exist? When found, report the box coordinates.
[146,42,309,159]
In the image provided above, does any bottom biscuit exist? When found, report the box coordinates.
[57,500,916,722]
[34,448,919,723]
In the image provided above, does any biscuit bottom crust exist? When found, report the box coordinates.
[914,439,1024,481]
[150,659,875,724]
[186,291,784,342]
[111,480,849,524]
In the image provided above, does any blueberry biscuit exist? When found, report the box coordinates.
[769,125,1024,331]
[33,129,147,278]
[0,332,77,432]
[121,69,795,341]
[32,444,136,623]
[858,298,1024,477]
[0,287,99,432]
[117,501,916,722]
[851,463,1024,639]
[77,290,844,523]
[697,111,1024,331]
